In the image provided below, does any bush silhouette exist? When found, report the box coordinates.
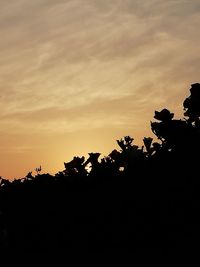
[0,83,200,251]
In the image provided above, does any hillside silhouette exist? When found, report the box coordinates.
[0,83,200,250]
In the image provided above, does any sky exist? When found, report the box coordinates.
[0,0,200,179]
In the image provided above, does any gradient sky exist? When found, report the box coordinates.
[1,0,200,179]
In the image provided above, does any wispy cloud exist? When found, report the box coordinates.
[0,0,200,177]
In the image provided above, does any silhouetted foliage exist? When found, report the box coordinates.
[0,83,200,251]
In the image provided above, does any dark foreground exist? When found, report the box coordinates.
[0,83,200,250]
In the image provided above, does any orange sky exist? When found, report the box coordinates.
[1,0,200,179]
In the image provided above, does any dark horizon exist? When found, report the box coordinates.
[0,83,200,250]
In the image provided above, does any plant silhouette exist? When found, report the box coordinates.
[0,83,200,251]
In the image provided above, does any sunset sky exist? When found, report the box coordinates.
[0,0,200,179]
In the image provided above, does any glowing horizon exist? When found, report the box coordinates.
[0,0,200,179]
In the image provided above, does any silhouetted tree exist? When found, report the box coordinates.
[0,83,200,251]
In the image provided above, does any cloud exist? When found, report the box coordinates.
[0,0,200,177]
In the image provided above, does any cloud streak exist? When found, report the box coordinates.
[0,0,200,178]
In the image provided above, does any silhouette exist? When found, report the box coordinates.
[184,83,200,125]
[0,83,200,251]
